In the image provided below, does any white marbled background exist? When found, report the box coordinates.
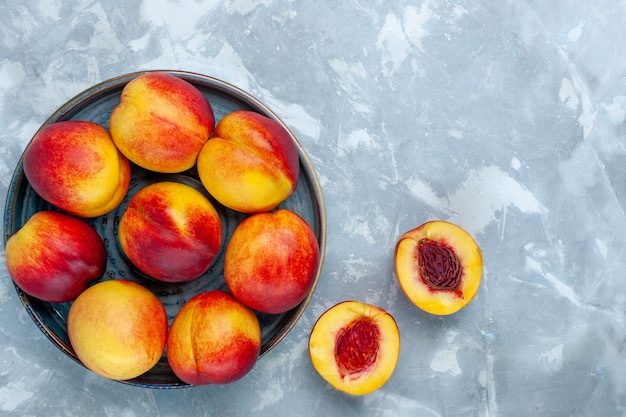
[2,0,626,416]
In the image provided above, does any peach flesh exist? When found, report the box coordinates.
[395,220,482,315]
[335,318,381,380]
[308,301,400,395]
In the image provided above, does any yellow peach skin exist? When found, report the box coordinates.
[23,121,131,218]
[395,221,482,315]
[197,110,300,213]
[109,72,215,173]
[167,290,261,385]
[67,280,168,381]
[224,209,319,314]
[308,301,400,396]
[118,181,222,283]
[5,211,106,303]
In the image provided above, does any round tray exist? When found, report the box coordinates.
[3,70,326,388]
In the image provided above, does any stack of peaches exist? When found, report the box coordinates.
[5,72,319,386]
[5,72,484,396]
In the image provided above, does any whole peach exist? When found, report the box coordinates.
[167,290,261,385]
[5,211,106,303]
[118,181,222,283]
[109,72,214,173]
[197,110,300,213]
[67,279,168,381]
[23,121,131,218]
[224,209,319,314]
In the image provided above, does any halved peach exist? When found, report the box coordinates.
[308,301,400,395]
[394,220,482,315]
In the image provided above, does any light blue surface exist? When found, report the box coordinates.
[2,1,626,416]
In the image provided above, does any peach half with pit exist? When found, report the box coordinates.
[67,279,168,381]
[224,209,320,314]
[166,290,261,385]
[23,120,131,218]
[394,220,482,315]
[197,110,300,213]
[109,72,215,173]
[5,210,106,303]
[308,301,400,396]
[117,181,222,283]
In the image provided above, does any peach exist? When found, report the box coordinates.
[394,220,482,315]
[23,120,131,218]
[5,211,106,303]
[167,290,261,385]
[224,209,319,314]
[308,301,400,395]
[109,72,215,173]
[118,181,222,283]
[197,110,300,213]
[67,279,168,381]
